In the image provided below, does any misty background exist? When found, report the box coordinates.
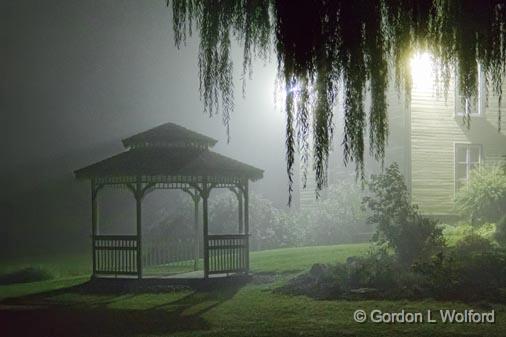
[1,0,295,257]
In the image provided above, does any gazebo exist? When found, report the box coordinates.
[75,122,263,279]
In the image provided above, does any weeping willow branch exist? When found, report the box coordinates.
[170,0,506,204]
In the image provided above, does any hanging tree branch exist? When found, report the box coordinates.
[170,0,506,204]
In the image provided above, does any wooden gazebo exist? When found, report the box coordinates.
[75,122,263,279]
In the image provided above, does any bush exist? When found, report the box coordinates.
[280,242,506,302]
[344,248,401,292]
[246,195,304,250]
[495,216,506,246]
[207,192,304,250]
[278,248,401,299]
[454,233,495,255]
[296,182,368,245]
[455,164,506,224]
[413,234,500,301]
[442,222,496,246]
[412,245,506,302]
[147,180,370,251]
[150,182,369,251]
[363,163,444,266]
[279,248,431,300]
[0,267,53,285]
[148,192,304,251]
[442,223,472,246]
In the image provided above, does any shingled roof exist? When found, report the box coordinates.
[122,122,217,149]
[75,123,263,181]
[75,147,263,181]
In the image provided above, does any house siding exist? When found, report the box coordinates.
[410,79,506,215]
[298,74,506,216]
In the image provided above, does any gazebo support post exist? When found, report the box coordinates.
[193,190,200,271]
[183,187,201,272]
[91,180,99,277]
[238,190,243,234]
[202,182,210,279]
[244,181,249,273]
[135,179,143,279]
[229,187,244,234]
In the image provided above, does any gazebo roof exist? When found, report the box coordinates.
[75,123,263,182]
[122,122,218,149]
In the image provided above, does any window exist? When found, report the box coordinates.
[455,143,482,191]
[455,65,485,117]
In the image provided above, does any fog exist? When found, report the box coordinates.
[2,4,506,336]
[2,0,505,261]
[1,0,290,256]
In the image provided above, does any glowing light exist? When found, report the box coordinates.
[410,51,435,89]
[287,83,301,94]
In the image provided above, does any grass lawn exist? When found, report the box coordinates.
[1,243,505,337]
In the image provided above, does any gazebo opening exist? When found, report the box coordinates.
[75,122,263,280]
[140,189,202,278]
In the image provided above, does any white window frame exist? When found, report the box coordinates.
[454,64,485,117]
[454,143,483,193]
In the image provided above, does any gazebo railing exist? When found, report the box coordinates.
[208,234,248,274]
[93,234,249,277]
[143,238,198,268]
[93,235,138,275]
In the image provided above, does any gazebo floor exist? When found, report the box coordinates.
[144,270,234,279]
[90,271,251,290]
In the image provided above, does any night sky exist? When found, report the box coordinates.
[1,0,289,256]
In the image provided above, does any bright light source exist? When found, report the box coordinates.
[287,83,301,94]
[410,51,435,89]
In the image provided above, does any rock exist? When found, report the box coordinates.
[346,256,359,265]
[349,287,378,294]
[309,263,329,279]
[347,287,379,299]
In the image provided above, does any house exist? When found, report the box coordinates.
[299,54,506,219]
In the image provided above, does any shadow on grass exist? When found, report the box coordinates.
[0,277,249,337]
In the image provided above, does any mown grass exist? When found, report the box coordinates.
[250,243,370,273]
[1,243,505,337]
[0,253,91,279]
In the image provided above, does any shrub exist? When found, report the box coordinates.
[442,222,496,246]
[278,248,401,299]
[0,267,53,285]
[208,192,304,250]
[454,233,495,255]
[149,181,371,250]
[149,192,304,251]
[442,223,473,246]
[344,247,400,292]
[455,164,506,224]
[280,243,506,302]
[363,163,444,266]
[297,181,368,245]
[475,222,498,240]
[412,246,506,301]
[495,216,506,246]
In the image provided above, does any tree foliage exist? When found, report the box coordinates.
[170,0,506,202]
[206,185,367,250]
[298,182,368,245]
[363,163,444,266]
